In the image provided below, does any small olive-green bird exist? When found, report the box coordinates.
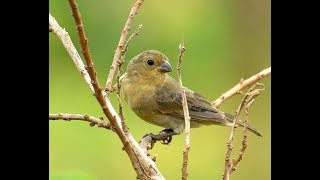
[122,50,262,142]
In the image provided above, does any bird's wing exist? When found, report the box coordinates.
[155,76,227,123]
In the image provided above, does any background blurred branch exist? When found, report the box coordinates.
[212,67,271,108]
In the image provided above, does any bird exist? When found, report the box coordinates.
[121,50,262,144]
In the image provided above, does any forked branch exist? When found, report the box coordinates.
[105,0,145,94]
[223,83,264,180]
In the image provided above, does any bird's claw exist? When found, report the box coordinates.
[158,128,174,144]
[150,133,172,145]
[159,136,172,144]
[141,129,175,149]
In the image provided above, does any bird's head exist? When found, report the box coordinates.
[125,50,172,84]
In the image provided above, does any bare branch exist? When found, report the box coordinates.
[68,0,101,96]
[139,135,154,155]
[223,83,264,180]
[229,98,252,174]
[49,12,164,179]
[110,73,126,93]
[49,113,111,130]
[114,25,143,132]
[176,41,190,180]
[49,13,94,92]
[223,91,247,180]
[212,67,271,108]
[116,70,129,133]
[105,0,145,94]
[121,24,143,62]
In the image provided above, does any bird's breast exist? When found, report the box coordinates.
[122,79,157,117]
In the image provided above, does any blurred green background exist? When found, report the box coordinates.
[49,0,270,179]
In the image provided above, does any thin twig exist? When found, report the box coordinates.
[223,91,248,180]
[116,70,129,133]
[177,41,190,180]
[212,67,271,108]
[49,12,164,179]
[121,24,143,62]
[49,113,112,130]
[114,26,143,133]
[105,0,145,94]
[229,98,253,174]
[112,73,127,92]
[223,83,264,180]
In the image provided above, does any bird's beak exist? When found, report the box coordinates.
[159,60,172,73]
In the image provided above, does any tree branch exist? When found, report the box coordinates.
[68,0,101,96]
[229,98,252,174]
[212,67,271,108]
[177,41,191,180]
[223,83,264,180]
[223,90,247,180]
[116,69,129,133]
[49,113,111,130]
[49,13,94,92]
[105,0,145,94]
[121,24,143,63]
[49,11,164,179]
[114,25,143,132]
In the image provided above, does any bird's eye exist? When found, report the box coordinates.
[147,59,154,66]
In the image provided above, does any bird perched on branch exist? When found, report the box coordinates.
[122,50,262,144]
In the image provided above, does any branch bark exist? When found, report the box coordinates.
[212,67,271,108]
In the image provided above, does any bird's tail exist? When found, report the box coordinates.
[224,113,263,137]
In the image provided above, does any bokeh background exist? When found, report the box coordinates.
[49,0,270,179]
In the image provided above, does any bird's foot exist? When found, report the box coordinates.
[141,128,176,149]
[157,128,175,144]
